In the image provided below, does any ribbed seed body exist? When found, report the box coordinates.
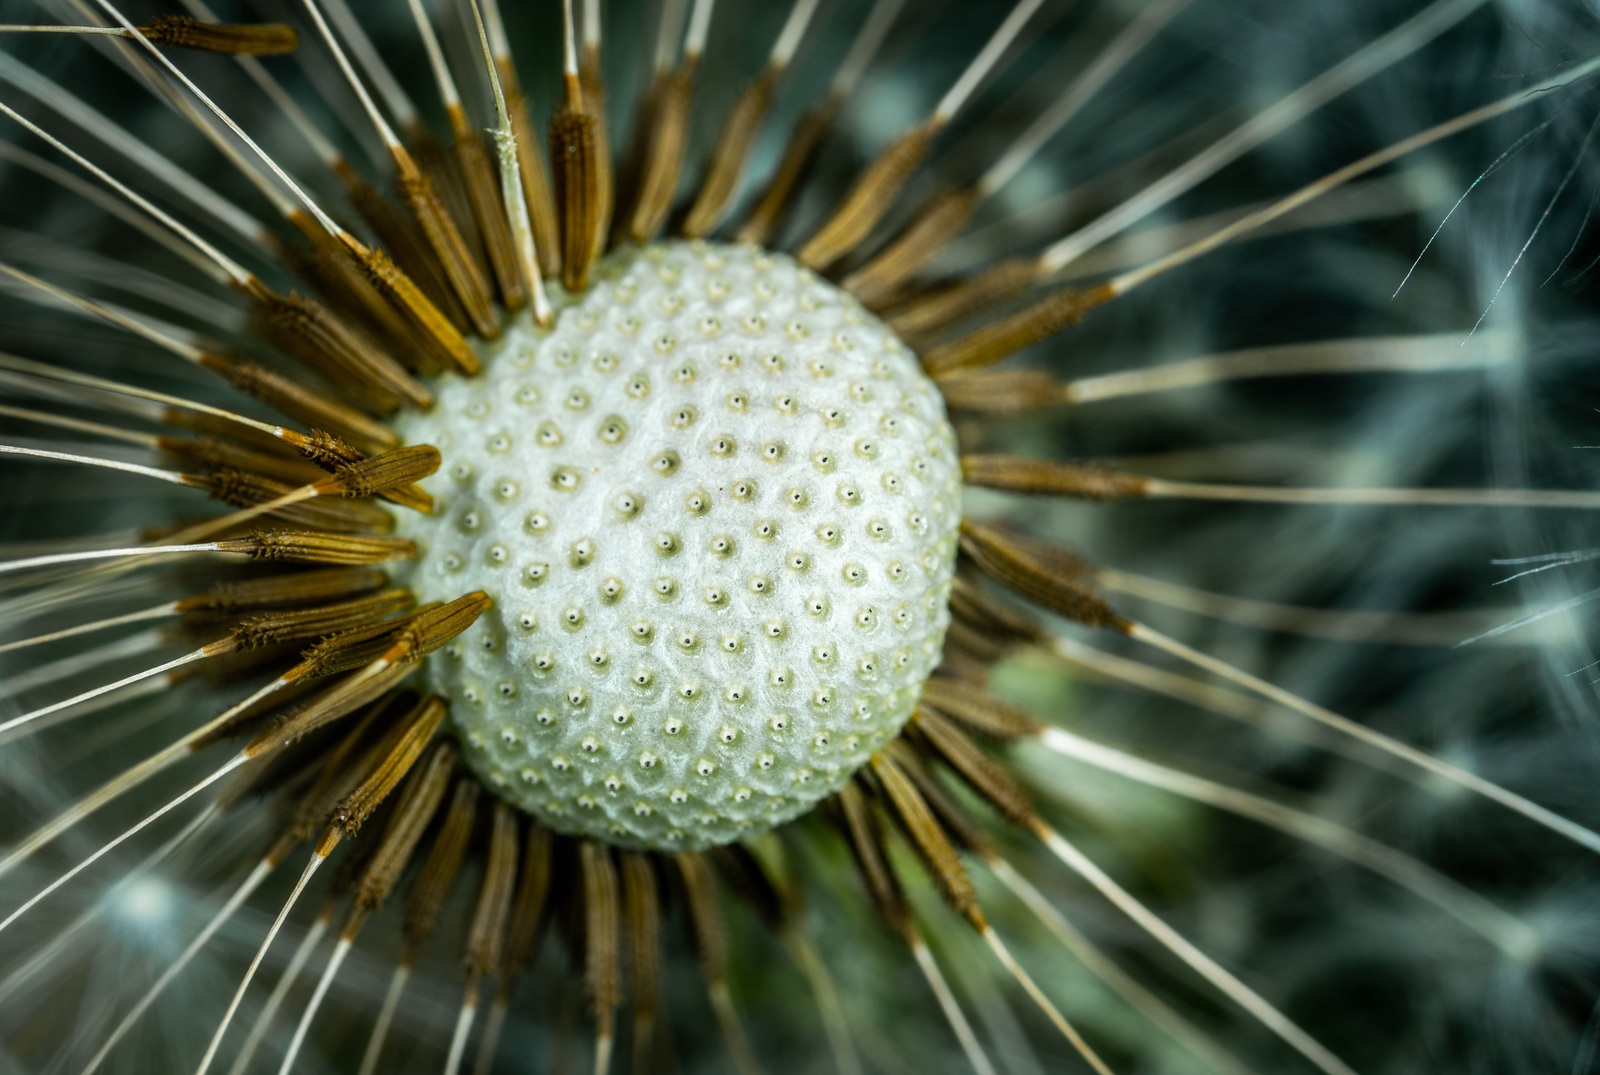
[395,241,961,850]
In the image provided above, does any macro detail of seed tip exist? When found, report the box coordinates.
[393,240,962,848]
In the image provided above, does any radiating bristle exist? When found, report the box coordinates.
[1034,820,1358,1075]
[800,0,1056,272]
[225,901,332,1075]
[676,851,760,1075]
[443,801,520,1075]
[492,45,563,278]
[734,0,900,246]
[848,0,1165,304]
[2,1,1598,1072]
[80,849,277,1075]
[1128,622,1600,855]
[197,352,399,451]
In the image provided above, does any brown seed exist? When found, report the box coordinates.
[798,122,937,272]
[579,841,622,1028]
[922,282,1114,378]
[682,68,777,239]
[912,708,1040,829]
[138,15,298,55]
[404,777,481,944]
[392,146,500,340]
[624,69,693,245]
[735,100,836,247]
[960,454,1151,500]
[958,519,1130,632]
[228,529,417,566]
[463,802,522,976]
[869,752,983,928]
[918,677,1041,741]
[550,109,601,292]
[354,739,457,913]
[934,369,1065,414]
[844,186,982,308]
[448,103,527,311]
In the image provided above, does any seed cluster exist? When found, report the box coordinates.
[395,241,962,849]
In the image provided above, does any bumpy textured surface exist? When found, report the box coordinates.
[394,241,961,850]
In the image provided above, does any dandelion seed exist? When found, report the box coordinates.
[1,2,1598,1074]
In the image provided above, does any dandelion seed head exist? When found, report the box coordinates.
[0,1,1597,1072]
[393,240,960,848]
